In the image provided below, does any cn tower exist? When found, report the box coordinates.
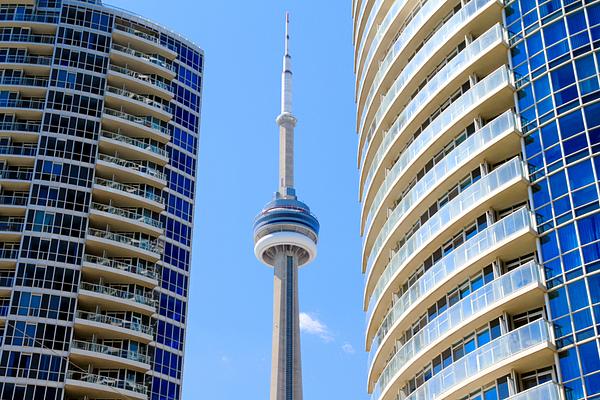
[253,13,320,400]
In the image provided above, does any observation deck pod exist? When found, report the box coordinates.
[253,195,320,268]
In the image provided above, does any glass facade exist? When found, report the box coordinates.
[0,1,203,399]
[353,0,599,397]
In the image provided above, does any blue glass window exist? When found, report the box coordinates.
[568,279,589,311]
[579,340,600,374]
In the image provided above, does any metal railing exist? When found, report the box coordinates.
[0,98,45,109]
[80,281,156,307]
[98,153,167,181]
[66,370,148,395]
[0,270,14,287]
[76,310,154,336]
[0,54,52,66]
[0,217,24,233]
[87,228,164,254]
[0,169,33,180]
[112,43,175,73]
[103,107,169,136]
[108,64,171,92]
[0,144,37,156]
[101,130,168,158]
[114,22,159,43]
[0,32,55,44]
[0,12,58,23]
[106,86,172,113]
[84,254,159,280]
[506,382,562,400]
[0,121,41,132]
[94,177,165,205]
[0,243,19,260]
[71,340,151,364]
[0,76,48,87]
[91,202,163,229]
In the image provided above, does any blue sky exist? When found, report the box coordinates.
[107,1,366,398]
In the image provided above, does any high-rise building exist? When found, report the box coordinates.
[253,13,319,400]
[0,0,203,399]
[353,0,600,398]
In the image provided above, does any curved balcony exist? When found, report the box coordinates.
[354,0,390,73]
[360,66,514,233]
[0,144,36,166]
[0,32,55,52]
[70,340,151,371]
[0,217,24,240]
[90,201,163,236]
[102,107,170,142]
[0,54,52,75]
[0,270,14,296]
[99,130,168,165]
[0,194,27,216]
[0,243,19,267]
[363,111,520,262]
[105,86,172,121]
[65,370,147,400]
[96,153,167,187]
[360,21,506,189]
[86,228,163,261]
[83,255,159,287]
[0,76,48,97]
[114,22,177,59]
[74,311,153,342]
[506,382,562,400]
[0,168,32,191]
[0,12,58,33]
[111,43,176,79]
[368,261,545,394]
[366,207,538,355]
[108,64,173,100]
[365,158,528,298]
[0,98,44,119]
[93,177,165,212]
[392,320,554,400]
[78,282,156,315]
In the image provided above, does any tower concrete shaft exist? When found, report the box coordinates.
[270,249,303,400]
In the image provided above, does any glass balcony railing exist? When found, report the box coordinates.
[66,370,148,395]
[355,0,388,74]
[366,207,535,337]
[0,12,58,23]
[0,54,52,66]
[0,270,14,287]
[360,0,500,137]
[106,86,172,114]
[396,319,552,400]
[91,202,163,229]
[0,169,33,181]
[87,228,164,254]
[101,130,168,158]
[0,144,36,157]
[0,121,40,133]
[98,153,167,181]
[370,261,543,393]
[0,243,19,260]
[506,382,562,400]
[0,194,27,207]
[361,64,512,194]
[76,310,154,336]
[366,157,525,284]
[83,254,159,281]
[362,23,504,173]
[0,76,48,87]
[80,282,156,308]
[71,340,151,364]
[0,218,24,233]
[112,43,175,73]
[109,64,171,92]
[363,110,516,243]
[104,107,169,136]
[0,98,45,109]
[0,33,55,44]
[115,23,160,44]
[94,177,165,205]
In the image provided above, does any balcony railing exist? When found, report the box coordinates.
[0,76,49,87]
[364,110,516,239]
[367,207,535,325]
[0,243,19,260]
[0,54,52,66]
[66,370,148,395]
[0,98,45,109]
[370,261,543,393]
[115,22,160,44]
[108,64,171,92]
[0,144,36,156]
[0,218,24,233]
[0,32,55,44]
[0,194,27,207]
[0,121,41,132]
[104,107,169,136]
[91,202,163,229]
[112,43,175,73]
[101,130,168,158]
[0,270,14,287]
[80,282,156,308]
[397,319,552,400]
[106,86,172,114]
[98,153,167,181]
[84,254,159,280]
[87,228,164,254]
[506,382,562,400]
[76,310,154,336]
[366,157,526,284]
[94,177,165,205]
[71,340,151,364]
[0,12,58,23]
[0,169,33,181]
